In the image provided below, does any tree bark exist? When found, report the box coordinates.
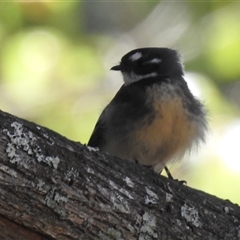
[0,109,239,240]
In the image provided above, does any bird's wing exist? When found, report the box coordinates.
[87,86,128,148]
[87,111,107,148]
[88,84,146,148]
[88,82,147,148]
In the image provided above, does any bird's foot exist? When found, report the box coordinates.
[164,166,187,185]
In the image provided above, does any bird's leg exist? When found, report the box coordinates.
[164,166,174,179]
[134,158,140,164]
[164,166,187,184]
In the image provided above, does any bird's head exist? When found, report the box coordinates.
[111,48,184,85]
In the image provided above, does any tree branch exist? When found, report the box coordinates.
[0,109,239,240]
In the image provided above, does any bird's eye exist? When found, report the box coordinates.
[135,60,159,75]
[138,60,146,67]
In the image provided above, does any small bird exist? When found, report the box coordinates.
[88,47,207,176]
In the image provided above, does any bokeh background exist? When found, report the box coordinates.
[1,1,240,203]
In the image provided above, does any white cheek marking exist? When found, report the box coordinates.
[122,72,157,85]
[129,52,142,61]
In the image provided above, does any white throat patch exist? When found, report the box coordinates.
[122,71,157,85]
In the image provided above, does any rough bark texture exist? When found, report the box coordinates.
[0,109,240,240]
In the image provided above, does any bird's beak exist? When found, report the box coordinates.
[110,65,121,71]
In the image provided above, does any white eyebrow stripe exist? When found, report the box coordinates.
[129,52,142,61]
[148,58,162,64]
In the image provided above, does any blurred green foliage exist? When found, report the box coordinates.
[0,2,240,204]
